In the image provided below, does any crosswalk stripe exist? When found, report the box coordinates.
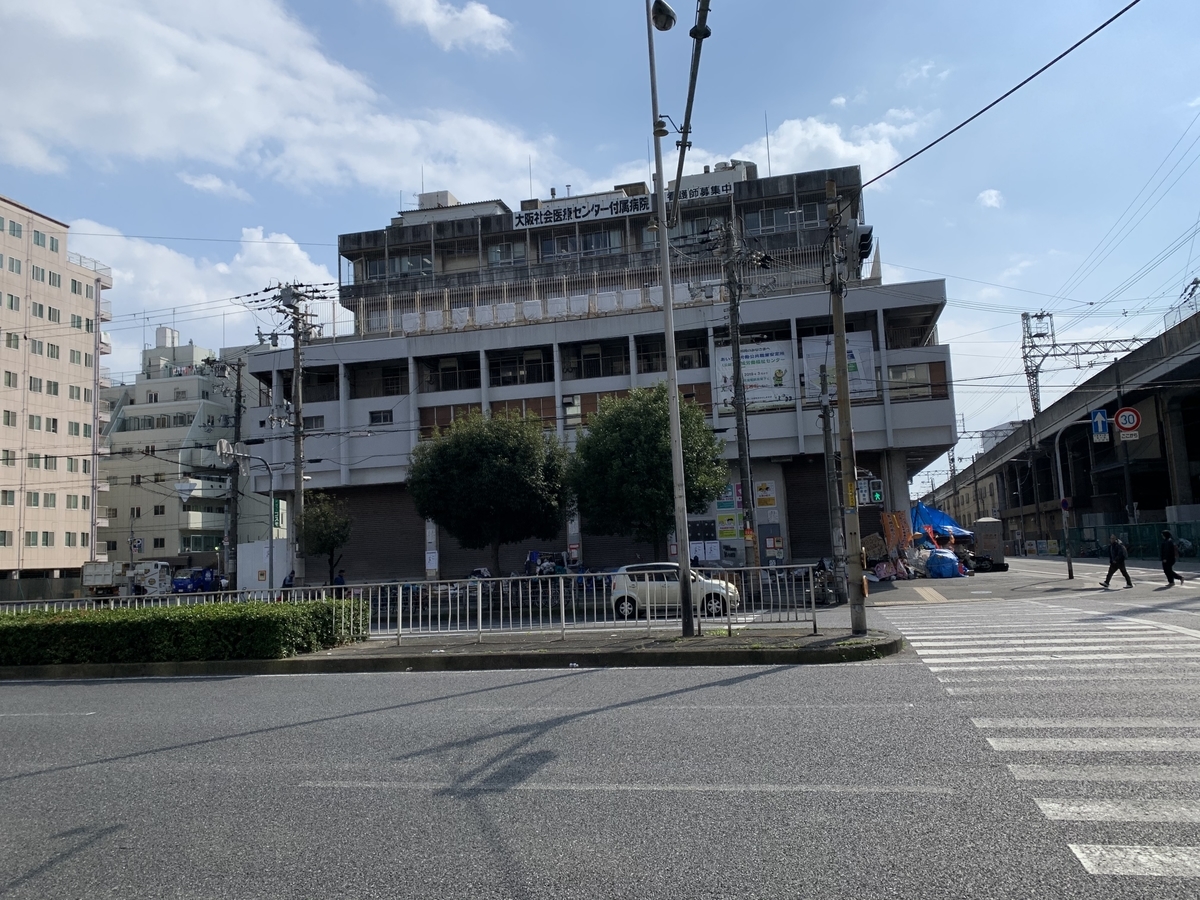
[903,630,1159,640]
[914,641,1197,654]
[1010,764,1200,782]
[930,661,1200,672]
[988,736,1200,752]
[922,651,1200,665]
[939,672,1197,683]
[974,717,1200,729]
[1069,844,1200,876]
[948,683,1200,695]
[910,634,1190,645]
[1038,799,1200,822]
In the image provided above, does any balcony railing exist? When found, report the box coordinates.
[99,299,113,321]
[98,367,112,387]
[67,252,113,278]
[337,246,828,340]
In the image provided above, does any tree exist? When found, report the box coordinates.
[299,491,354,585]
[407,412,570,575]
[571,383,727,560]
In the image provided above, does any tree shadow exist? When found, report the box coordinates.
[3,824,125,894]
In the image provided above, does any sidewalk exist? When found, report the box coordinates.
[0,625,902,681]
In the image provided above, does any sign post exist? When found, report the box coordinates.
[1091,409,1109,443]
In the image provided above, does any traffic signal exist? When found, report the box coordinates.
[845,219,873,267]
[868,478,884,504]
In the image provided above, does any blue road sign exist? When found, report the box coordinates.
[1091,409,1109,434]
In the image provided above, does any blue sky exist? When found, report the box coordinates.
[3,0,1198,484]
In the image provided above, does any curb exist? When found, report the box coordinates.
[0,636,904,681]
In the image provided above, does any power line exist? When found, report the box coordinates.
[861,0,1144,190]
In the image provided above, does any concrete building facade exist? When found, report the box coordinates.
[245,162,959,580]
[0,195,112,578]
[98,329,271,573]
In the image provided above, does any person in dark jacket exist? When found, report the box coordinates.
[1100,535,1133,588]
[1160,530,1184,586]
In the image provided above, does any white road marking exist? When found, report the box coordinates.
[297,780,954,795]
[926,657,1200,672]
[930,661,1200,672]
[912,638,1197,651]
[974,717,1200,729]
[988,736,1200,752]
[1039,799,1200,822]
[1010,764,1200,782]
[912,587,949,603]
[939,672,1197,683]
[0,712,96,717]
[1069,844,1200,877]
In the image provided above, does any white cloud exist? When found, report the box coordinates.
[900,60,936,87]
[68,219,337,377]
[977,189,1005,208]
[379,0,512,52]
[830,96,847,108]
[0,1,548,200]
[178,172,252,202]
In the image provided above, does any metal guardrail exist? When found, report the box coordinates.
[0,566,816,641]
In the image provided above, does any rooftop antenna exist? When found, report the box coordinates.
[764,112,772,177]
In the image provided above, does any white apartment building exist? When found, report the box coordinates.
[0,195,112,578]
[99,329,271,574]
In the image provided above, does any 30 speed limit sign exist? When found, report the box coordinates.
[1115,406,1141,441]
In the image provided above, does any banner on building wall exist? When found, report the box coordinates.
[800,334,877,401]
[715,341,797,414]
[513,192,652,228]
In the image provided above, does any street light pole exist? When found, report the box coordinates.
[645,0,694,636]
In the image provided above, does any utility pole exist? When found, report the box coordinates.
[1114,357,1135,523]
[820,366,848,604]
[723,221,758,566]
[827,179,867,636]
[227,359,244,581]
[287,288,307,586]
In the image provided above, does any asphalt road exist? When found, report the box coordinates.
[2,560,1198,899]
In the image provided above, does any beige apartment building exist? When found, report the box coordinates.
[0,195,112,578]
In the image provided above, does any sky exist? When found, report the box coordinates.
[3,0,1199,491]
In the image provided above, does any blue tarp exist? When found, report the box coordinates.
[911,502,974,541]
[925,548,965,578]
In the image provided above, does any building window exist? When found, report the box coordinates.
[43,454,56,469]
[83,423,92,438]
[106,540,118,552]
[48,273,61,289]
[81,533,89,547]
[488,347,554,387]
[302,415,325,431]
[86,285,94,300]
[7,258,19,275]
[28,376,42,392]
[130,474,141,485]
[174,389,187,401]
[2,410,13,427]
[64,532,77,547]
[68,421,80,436]
[49,236,59,253]
[0,490,13,505]
[26,453,39,468]
[66,457,78,472]
[66,495,79,509]
[28,415,41,430]
[5,293,17,311]
[70,280,82,296]
[47,343,60,360]
[25,532,38,548]
[84,388,92,402]
[84,353,93,367]
[26,491,39,506]
[3,371,16,388]
[30,339,44,355]
[3,333,17,350]
[8,221,21,238]
[70,313,82,329]
[145,391,158,403]
[33,230,46,247]
[0,450,14,467]
[45,418,58,434]
[153,537,165,549]
[82,459,90,474]
[369,410,393,425]
[69,384,81,400]
[43,493,56,508]
[130,506,141,519]
[82,495,90,510]
[48,307,61,323]
[46,381,59,396]
[153,504,165,516]
[0,531,12,547]
[487,241,527,266]
[42,532,54,547]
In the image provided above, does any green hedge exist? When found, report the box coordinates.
[0,600,367,667]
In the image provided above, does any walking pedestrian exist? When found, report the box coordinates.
[1100,535,1133,588]
[1160,530,1184,586]
[333,569,346,599]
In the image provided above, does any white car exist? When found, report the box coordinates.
[609,563,740,619]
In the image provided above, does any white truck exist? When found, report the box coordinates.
[81,561,173,597]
